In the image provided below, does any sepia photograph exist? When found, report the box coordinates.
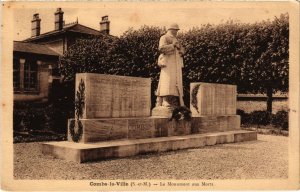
[1,1,299,191]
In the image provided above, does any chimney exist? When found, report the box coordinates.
[100,15,110,35]
[54,8,64,30]
[31,13,41,37]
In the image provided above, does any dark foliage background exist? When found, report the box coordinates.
[237,109,288,130]
[60,13,288,112]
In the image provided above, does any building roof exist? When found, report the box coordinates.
[24,23,101,42]
[13,41,60,56]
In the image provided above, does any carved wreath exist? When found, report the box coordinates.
[191,84,200,114]
[69,79,85,142]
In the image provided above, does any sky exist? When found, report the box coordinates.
[13,3,288,41]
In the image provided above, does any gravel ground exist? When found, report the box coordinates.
[14,134,288,180]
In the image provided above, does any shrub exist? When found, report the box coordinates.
[43,104,70,134]
[237,109,289,130]
[14,102,30,131]
[13,101,70,134]
[249,110,272,127]
[13,105,27,131]
[24,107,47,131]
[271,110,288,130]
[14,102,46,131]
[236,109,251,126]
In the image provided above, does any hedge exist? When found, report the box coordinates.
[237,109,289,130]
[13,101,70,134]
[60,14,288,111]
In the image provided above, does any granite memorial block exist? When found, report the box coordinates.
[190,115,241,134]
[76,73,151,118]
[190,82,237,116]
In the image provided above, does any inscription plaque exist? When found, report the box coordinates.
[76,73,151,118]
[128,118,155,139]
[190,82,237,116]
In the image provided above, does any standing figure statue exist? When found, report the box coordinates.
[152,23,185,117]
[156,23,185,107]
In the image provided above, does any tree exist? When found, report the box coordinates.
[59,34,116,82]
[58,34,116,119]
[236,13,288,112]
[180,13,288,112]
[108,26,166,107]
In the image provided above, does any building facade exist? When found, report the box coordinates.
[14,8,110,102]
[13,41,59,101]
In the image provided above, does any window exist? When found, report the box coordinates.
[13,57,20,90]
[24,58,38,91]
[13,57,39,93]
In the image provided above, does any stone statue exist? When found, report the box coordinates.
[152,23,185,117]
[156,23,185,106]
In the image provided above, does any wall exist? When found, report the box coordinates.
[237,98,288,113]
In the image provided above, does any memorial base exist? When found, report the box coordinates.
[42,130,257,163]
[67,115,240,143]
[151,106,174,118]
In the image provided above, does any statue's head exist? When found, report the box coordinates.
[167,23,180,36]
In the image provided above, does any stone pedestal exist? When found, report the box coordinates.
[67,115,240,143]
[151,95,180,117]
[67,117,192,143]
[151,106,174,117]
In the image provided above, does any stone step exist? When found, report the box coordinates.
[42,130,257,163]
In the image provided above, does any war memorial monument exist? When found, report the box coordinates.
[42,24,257,163]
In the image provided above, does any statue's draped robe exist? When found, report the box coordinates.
[156,33,184,99]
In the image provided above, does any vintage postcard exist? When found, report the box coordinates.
[1,1,299,191]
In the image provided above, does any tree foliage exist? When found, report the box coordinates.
[108,26,167,105]
[180,13,288,94]
[108,26,165,79]
[59,34,115,82]
[59,14,289,109]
